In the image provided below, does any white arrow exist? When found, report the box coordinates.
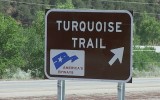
[108,47,124,66]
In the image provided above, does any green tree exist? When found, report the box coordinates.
[22,11,44,78]
[73,0,103,9]
[0,13,27,78]
[136,13,160,45]
[133,47,160,71]
[55,0,74,9]
[72,0,86,8]
[8,0,49,26]
[0,1,10,14]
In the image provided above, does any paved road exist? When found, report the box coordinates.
[0,78,160,98]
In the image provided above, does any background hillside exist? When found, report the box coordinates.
[0,0,160,79]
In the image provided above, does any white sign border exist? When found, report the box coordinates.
[44,9,133,83]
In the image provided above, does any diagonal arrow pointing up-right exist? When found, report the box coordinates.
[108,47,124,66]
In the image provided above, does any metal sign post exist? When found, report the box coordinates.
[45,9,133,100]
[57,80,65,100]
[117,82,125,100]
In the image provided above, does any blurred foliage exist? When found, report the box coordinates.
[133,47,160,71]
[0,13,27,78]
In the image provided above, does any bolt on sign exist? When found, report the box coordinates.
[45,9,133,82]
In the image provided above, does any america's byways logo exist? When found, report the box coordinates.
[50,49,85,76]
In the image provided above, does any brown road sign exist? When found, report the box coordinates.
[45,9,133,82]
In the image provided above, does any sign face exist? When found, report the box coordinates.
[45,9,133,82]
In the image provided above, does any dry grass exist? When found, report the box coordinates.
[133,66,160,78]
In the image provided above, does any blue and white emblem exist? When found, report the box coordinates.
[50,49,85,76]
